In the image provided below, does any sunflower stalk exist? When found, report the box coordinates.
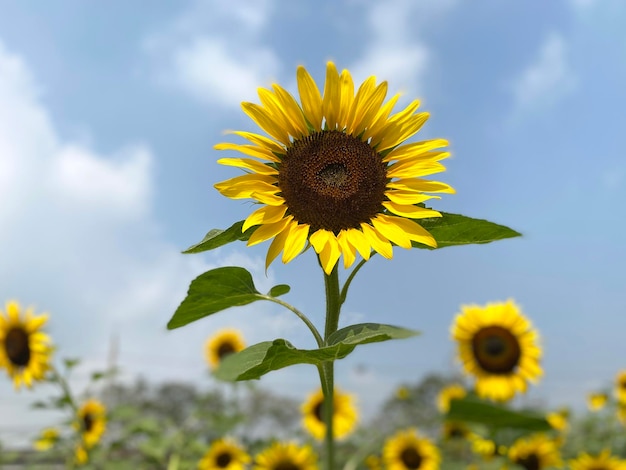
[322,264,341,470]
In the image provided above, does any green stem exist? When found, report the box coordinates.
[261,295,324,348]
[322,264,341,470]
[50,365,79,414]
[339,255,373,306]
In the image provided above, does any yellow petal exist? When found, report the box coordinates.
[360,223,393,259]
[387,160,446,179]
[242,205,288,232]
[297,65,323,131]
[258,87,301,140]
[310,230,341,274]
[265,225,292,271]
[345,76,375,133]
[385,189,438,205]
[241,102,290,144]
[351,81,388,137]
[378,214,437,248]
[371,215,413,249]
[251,191,285,206]
[337,230,357,268]
[387,178,456,194]
[377,112,430,151]
[272,84,309,138]
[382,201,442,219]
[362,93,400,142]
[383,140,450,162]
[216,158,278,175]
[344,228,371,261]
[214,142,280,162]
[336,69,355,130]
[215,175,278,198]
[282,223,310,263]
[322,62,341,129]
[227,131,286,155]
[247,216,293,246]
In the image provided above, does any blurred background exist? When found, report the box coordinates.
[1,0,625,448]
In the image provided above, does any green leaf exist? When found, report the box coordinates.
[412,212,522,249]
[214,339,357,381]
[167,267,263,329]
[328,323,419,346]
[446,397,551,431]
[268,284,290,297]
[183,220,254,254]
[63,357,80,369]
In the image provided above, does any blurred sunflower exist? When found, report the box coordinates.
[587,392,608,411]
[214,62,454,274]
[450,300,542,402]
[615,370,626,403]
[570,449,626,470]
[205,329,246,370]
[75,445,88,466]
[365,454,382,470]
[382,428,440,470]
[0,300,53,389]
[301,387,357,440]
[74,399,106,449]
[33,427,60,451]
[396,385,411,400]
[469,434,504,461]
[617,404,626,426]
[441,421,470,441]
[436,384,466,413]
[254,442,318,470]
[508,434,562,470]
[199,438,250,470]
[546,408,569,432]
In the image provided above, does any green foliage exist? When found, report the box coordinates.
[167,266,288,329]
[446,396,551,431]
[215,324,417,381]
[182,220,254,254]
[413,212,522,249]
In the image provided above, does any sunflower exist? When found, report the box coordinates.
[74,399,106,448]
[205,329,246,370]
[0,301,53,389]
[450,300,542,402]
[75,445,88,466]
[508,434,562,470]
[254,442,318,470]
[396,385,411,400]
[546,408,569,432]
[617,404,626,426]
[301,387,358,440]
[441,421,470,440]
[587,392,608,411]
[382,428,441,470]
[437,384,467,413]
[615,370,626,403]
[214,62,454,275]
[33,427,60,451]
[468,434,505,461]
[365,455,382,470]
[199,438,251,470]
[570,450,626,470]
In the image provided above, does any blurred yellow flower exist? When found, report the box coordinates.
[214,62,454,274]
[0,300,53,389]
[570,449,626,470]
[436,384,466,413]
[451,300,542,402]
[254,442,318,470]
[74,399,106,449]
[546,408,569,432]
[382,428,440,470]
[615,370,626,404]
[587,392,608,411]
[199,438,250,470]
[396,385,411,400]
[205,329,246,370]
[301,387,357,440]
[508,434,562,470]
[33,427,60,451]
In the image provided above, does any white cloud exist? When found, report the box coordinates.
[511,33,576,111]
[143,0,280,109]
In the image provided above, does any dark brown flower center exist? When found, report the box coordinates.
[471,326,521,374]
[279,130,387,232]
[217,341,236,360]
[4,327,30,366]
[216,451,233,467]
[313,400,324,422]
[275,461,300,470]
[83,413,94,433]
[400,447,422,469]
[517,453,540,470]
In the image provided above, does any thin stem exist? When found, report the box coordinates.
[339,254,374,306]
[50,365,79,414]
[322,264,341,470]
[260,295,324,348]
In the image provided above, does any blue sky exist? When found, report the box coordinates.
[1,0,625,444]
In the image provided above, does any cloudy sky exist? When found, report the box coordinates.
[1,0,625,445]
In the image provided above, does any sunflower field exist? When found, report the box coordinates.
[2,60,626,469]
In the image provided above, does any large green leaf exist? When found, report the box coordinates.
[215,326,418,381]
[413,212,521,249]
[328,323,418,346]
[447,397,551,431]
[183,220,254,254]
[167,267,284,329]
